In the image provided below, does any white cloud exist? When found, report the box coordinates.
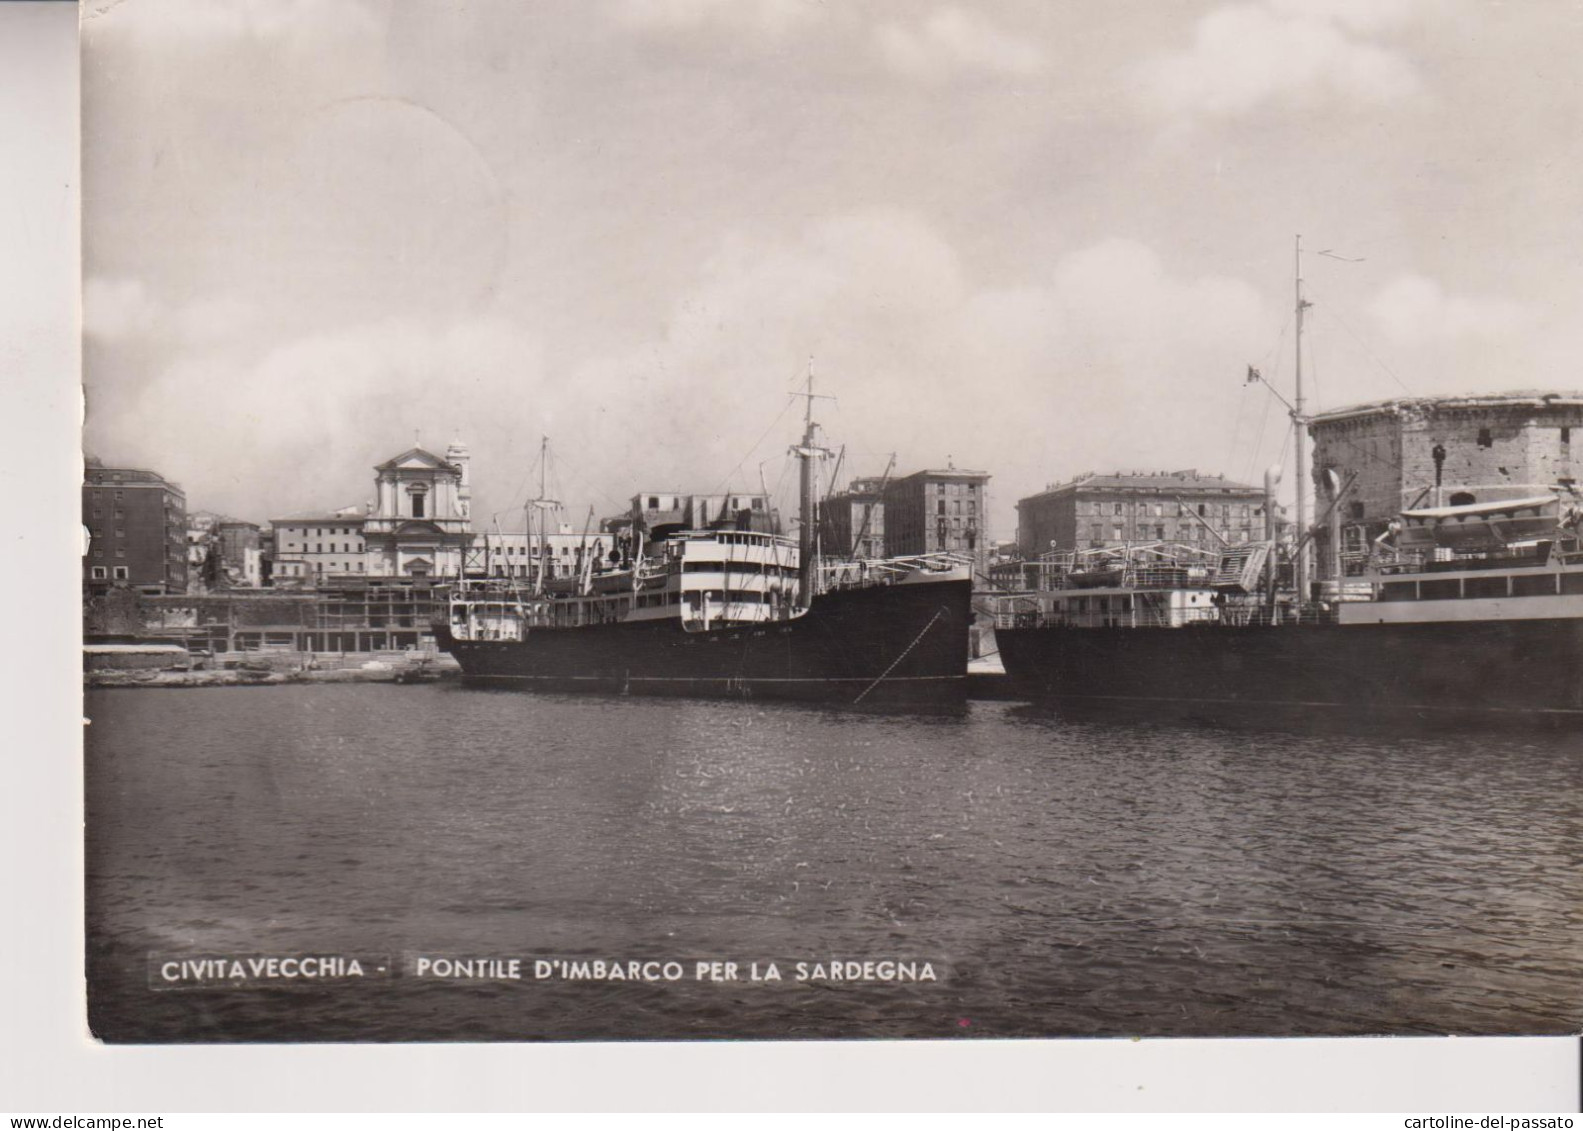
[1369,274,1534,345]
[875,7,1046,82]
[83,0,384,46]
[172,296,260,348]
[612,0,819,39]
[87,216,1273,536]
[84,277,260,349]
[91,315,547,522]
[1266,0,1423,35]
[83,277,164,342]
[566,218,1269,530]
[1135,0,1422,119]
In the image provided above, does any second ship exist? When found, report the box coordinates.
[434,396,974,708]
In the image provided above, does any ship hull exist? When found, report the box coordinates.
[436,576,973,709]
[997,617,1583,724]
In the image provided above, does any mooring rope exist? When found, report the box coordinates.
[852,605,948,705]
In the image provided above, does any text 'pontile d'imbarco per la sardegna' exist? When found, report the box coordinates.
[147,954,944,988]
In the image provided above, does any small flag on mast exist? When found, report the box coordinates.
[1246,365,1262,385]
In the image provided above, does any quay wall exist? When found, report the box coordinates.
[84,648,460,689]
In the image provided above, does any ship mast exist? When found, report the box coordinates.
[529,435,560,596]
[1294,235,1312,604]
[791,366,834,609]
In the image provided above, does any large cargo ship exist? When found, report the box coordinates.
[996,240,1583,726]
[434,403,974,709]
[994,494,1583,724]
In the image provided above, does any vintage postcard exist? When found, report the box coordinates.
[78,0,1582,1054]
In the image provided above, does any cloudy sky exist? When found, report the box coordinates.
[81,0,1583,539]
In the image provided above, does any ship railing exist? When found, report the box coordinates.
[988,593,1043,629]
[449,578,536,600]
[818,551,971,591]
[997,601,1341,630]
[1213,602,1340,626]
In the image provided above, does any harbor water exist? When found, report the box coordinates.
[85,683,1583,1042]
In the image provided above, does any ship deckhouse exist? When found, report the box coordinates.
[666,529,800,630]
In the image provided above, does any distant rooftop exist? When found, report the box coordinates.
[1025,470,1259,500]
[1309,390,1583,426]
[83,464,184,492]
[888,468,991,483]
[271,509,369,525]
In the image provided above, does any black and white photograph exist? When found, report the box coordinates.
[75,0,1583,1055]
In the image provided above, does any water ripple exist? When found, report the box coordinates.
[85,686,1583,1041]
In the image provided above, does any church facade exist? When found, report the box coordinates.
[360,442,474,578]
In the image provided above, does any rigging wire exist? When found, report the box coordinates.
[497,437,542,515]
[1241,385,1276,489]
[1238,309,1293,486]
[1275,421,1293,487]
[1307,310,1323,417]
[543,446,630,519]
[767,452,795,533]
[1226,378,1252,475]
[1306,286,1416,397]
[707,386,799,497]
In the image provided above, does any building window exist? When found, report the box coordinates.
[1477,428,1493,448]
[112,566,128,580]
[1563,427,1572,445]
[1113,503,1123,516]
[90,566,107,579]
